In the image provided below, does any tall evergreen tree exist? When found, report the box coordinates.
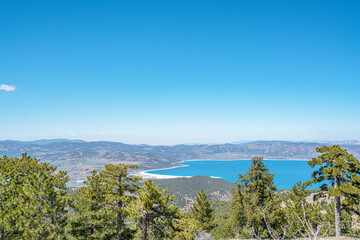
[308,145,360,237]
[137,179,180,240]
[189,189,216,232]
[69,170,113,239]
[100,163,141,240]
[231,157,283,238]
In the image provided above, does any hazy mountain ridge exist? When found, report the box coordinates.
[1,139,360,185]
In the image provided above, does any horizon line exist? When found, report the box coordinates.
[1,138,359,147]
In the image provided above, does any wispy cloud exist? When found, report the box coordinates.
[0,84,17,92]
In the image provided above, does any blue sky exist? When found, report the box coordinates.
[1,0,360,144]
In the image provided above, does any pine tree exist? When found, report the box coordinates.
[0,155,21,238]
[69,170,113,239]
[231,157,283,238]
[0,153,69,239]
[100,163,141,240]
[308,145,360,237]
[137,179,180,240]
[189,189,216,232]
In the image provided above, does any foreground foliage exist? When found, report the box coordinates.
[0,144,360,239]
[231,157,283,238]
[69,170,112,239]
[0,153,69,239]
[189,190,216,233]
[308,145,360,237]
[137,179,180,240]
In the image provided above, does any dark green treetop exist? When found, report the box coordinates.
[308,145,360,206]
[231,157,283,238]
[137,179,180,240]
[308,145,360,237]
[0,153,69,239]
[100,163,142,240]
[69,170,113,239]
[189,189,216,232]
[308,145,360,192]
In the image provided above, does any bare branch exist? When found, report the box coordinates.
[301,201,315,236]
[251,227,262,240]
[257,206,289,240]
[321,225,331,238]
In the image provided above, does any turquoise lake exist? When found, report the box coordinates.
[146,160,319,190]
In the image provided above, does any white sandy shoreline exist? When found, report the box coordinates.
[136,163,190,179]
[137,171,223,180]
[138,170,192,179]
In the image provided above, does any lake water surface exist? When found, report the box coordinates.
[145,160,318,189]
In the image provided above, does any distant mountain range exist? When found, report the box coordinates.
[1,139,360,186]
[1,138,86,145]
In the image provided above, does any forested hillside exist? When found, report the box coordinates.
[154,176,234,207]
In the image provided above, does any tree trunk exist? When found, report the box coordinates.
[116,176,123,240]
[142,213,148,240]
[334,176,342,237]
[90,203,95,240]
[90,227,94,240]
[116,210,123,240]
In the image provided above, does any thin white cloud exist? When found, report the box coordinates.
[0,84,17,92]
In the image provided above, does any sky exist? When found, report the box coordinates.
[1,0,360,145]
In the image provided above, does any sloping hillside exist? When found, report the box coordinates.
[154,175,235,207]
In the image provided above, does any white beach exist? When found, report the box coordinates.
[137,170,191,179]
